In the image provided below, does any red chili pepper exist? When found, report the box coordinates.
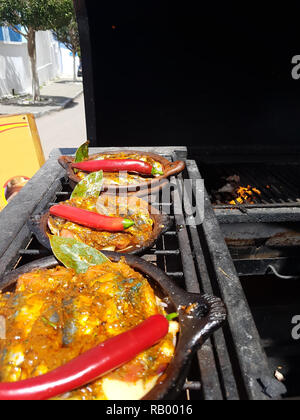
[50,205,134,231]
[72,159,164,176]
[0,315,169,400]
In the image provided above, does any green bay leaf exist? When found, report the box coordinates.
[50,236,110,274]
[75,141,89,163]
[71,171,104,199]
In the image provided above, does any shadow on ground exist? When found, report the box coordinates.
[55,79,83,84]
[64,100,80,109]
[0,95,75,107]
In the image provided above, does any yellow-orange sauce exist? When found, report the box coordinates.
[76,153,164,187]
[0,259,179,400]
[48,196,154,252]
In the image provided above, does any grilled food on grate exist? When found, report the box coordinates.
[58,150,186,195]
[0,258,179,400]
[29,196,171,254]
[48,196,154,252]
[75,152,164,187]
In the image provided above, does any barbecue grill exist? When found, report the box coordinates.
[2,0,300,401]
[0,146,288,400]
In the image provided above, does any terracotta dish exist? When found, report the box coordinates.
[28,198,172,255]
[0,253,226,400]
[58,150,186,196]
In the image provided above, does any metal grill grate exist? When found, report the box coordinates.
[201,163,300,209]
[0,147,286,400]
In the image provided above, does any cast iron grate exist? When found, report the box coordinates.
[201,163,300,209]
[0,148,286,400]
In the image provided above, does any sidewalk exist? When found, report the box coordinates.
[0,78,83,118]
[36,93,87,159]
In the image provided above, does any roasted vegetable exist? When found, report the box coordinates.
[72,159,164,176]
[48,196,154,252]
[0,259,179,400]
[72,150,164,186]
[49,205,135,232]
[0,315,169,401]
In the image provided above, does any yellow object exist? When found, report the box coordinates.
[0,114,45,210]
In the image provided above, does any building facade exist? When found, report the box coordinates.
[0,26,79,98]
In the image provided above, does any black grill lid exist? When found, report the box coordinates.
[74,0,300,151]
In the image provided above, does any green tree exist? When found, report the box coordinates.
[0,0,74,101]
[53,16,80,82]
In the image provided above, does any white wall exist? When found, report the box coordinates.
[0,41,32,96]
[0,30,75,98]
[59,44,80,78]
[36,31,63,86]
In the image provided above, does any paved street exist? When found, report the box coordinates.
[36,93,87,158]
[0,79,83,118]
